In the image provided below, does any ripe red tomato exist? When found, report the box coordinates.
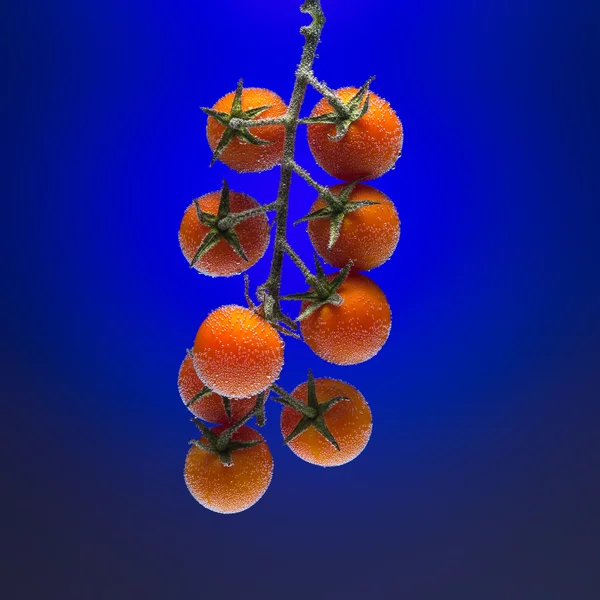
[300,273,391,365]
[307,183,400,271]
[193,305,284,398]
[179,189,269,277]
[206,87,287,172]
[307,88,402,181]
[280,378,372,467]
[184,425,273,514]
[178,352,258,423]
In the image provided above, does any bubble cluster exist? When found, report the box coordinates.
[307,183,400,271]
[280,378,372,467]
[300,273,391,365]
[178,190,270,277]
[193,305,285,399]
[184,425,273,514]
[306,88,403,181]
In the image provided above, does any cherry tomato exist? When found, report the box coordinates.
[193,305,284,398]
[307,88,402,181]
[308,184,400,271]
[184,425,273,514]
[300,273,391,365]
[179,189,269,277]
[280,378,372,467]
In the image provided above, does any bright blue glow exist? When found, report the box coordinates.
[4,0,600,597]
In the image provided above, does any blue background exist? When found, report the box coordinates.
[3,0,600,598]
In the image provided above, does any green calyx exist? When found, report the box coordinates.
[272,370,348,449]
[189,391,267,467]
[280,247,353,321]
[300,75,375,141]
[202,78,273,167]
[294,178,380,249]
[189,179,253,268]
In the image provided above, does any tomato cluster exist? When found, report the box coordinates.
[176,1,403,514]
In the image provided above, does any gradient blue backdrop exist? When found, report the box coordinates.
[3,1,600,598]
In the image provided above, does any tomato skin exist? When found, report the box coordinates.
[308,184,400,271]
[193,305,284,399]
[179,190,269,277]
[300,273,391,365]
[280,378,372,467]
[178,353,257,423]
[184,425,273,514]
[307,88,403,181]
[207,88,287,172]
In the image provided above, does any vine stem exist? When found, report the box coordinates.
[258,0,326,316]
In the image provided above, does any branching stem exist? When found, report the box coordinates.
[259,0,326,315]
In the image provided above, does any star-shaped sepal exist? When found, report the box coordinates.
[294,178,380,249]
[189,391,267,467]
[272,370,349,449]
[280,246,353,321]
[300,76,375,141]
[202,78,274,167]
[189,179,260,268]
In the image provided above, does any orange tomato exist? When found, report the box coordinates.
[179,190,269,277]
[280,378,372,467]
[206,88,287,172]
[178,352,257,423]
[307,184,400,271]
[307,88,402,181]
[300,273,391,365]
[193,305,284,398]
[184,425,273,513]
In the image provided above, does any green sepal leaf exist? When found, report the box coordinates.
[299,112,339,125]
[314,252,326,279]
[311,417,340,451]
[185,385,213,408]
[283,416,313,446]
[296,298,331,321]
[319,395,349,413]
[227,439,264,451]
[193,199,217,228]
[222,228,249,262]
[231,78,244,113]
[200,107,231,127]
[329,118,352,142]
[328,212,345,249]
[210,126,237,167]
[344,200,380,213]
[217,180,230,219]
[306,369,318,410]
[243,105,273,119]
[236,129,272,146]
[327,260,353,291]
[221,396,232,421]
[346,76,375,113]
[293,206,334,225]
[190,229,221,267]
[191,419,220,446]
[219,451,234,467]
